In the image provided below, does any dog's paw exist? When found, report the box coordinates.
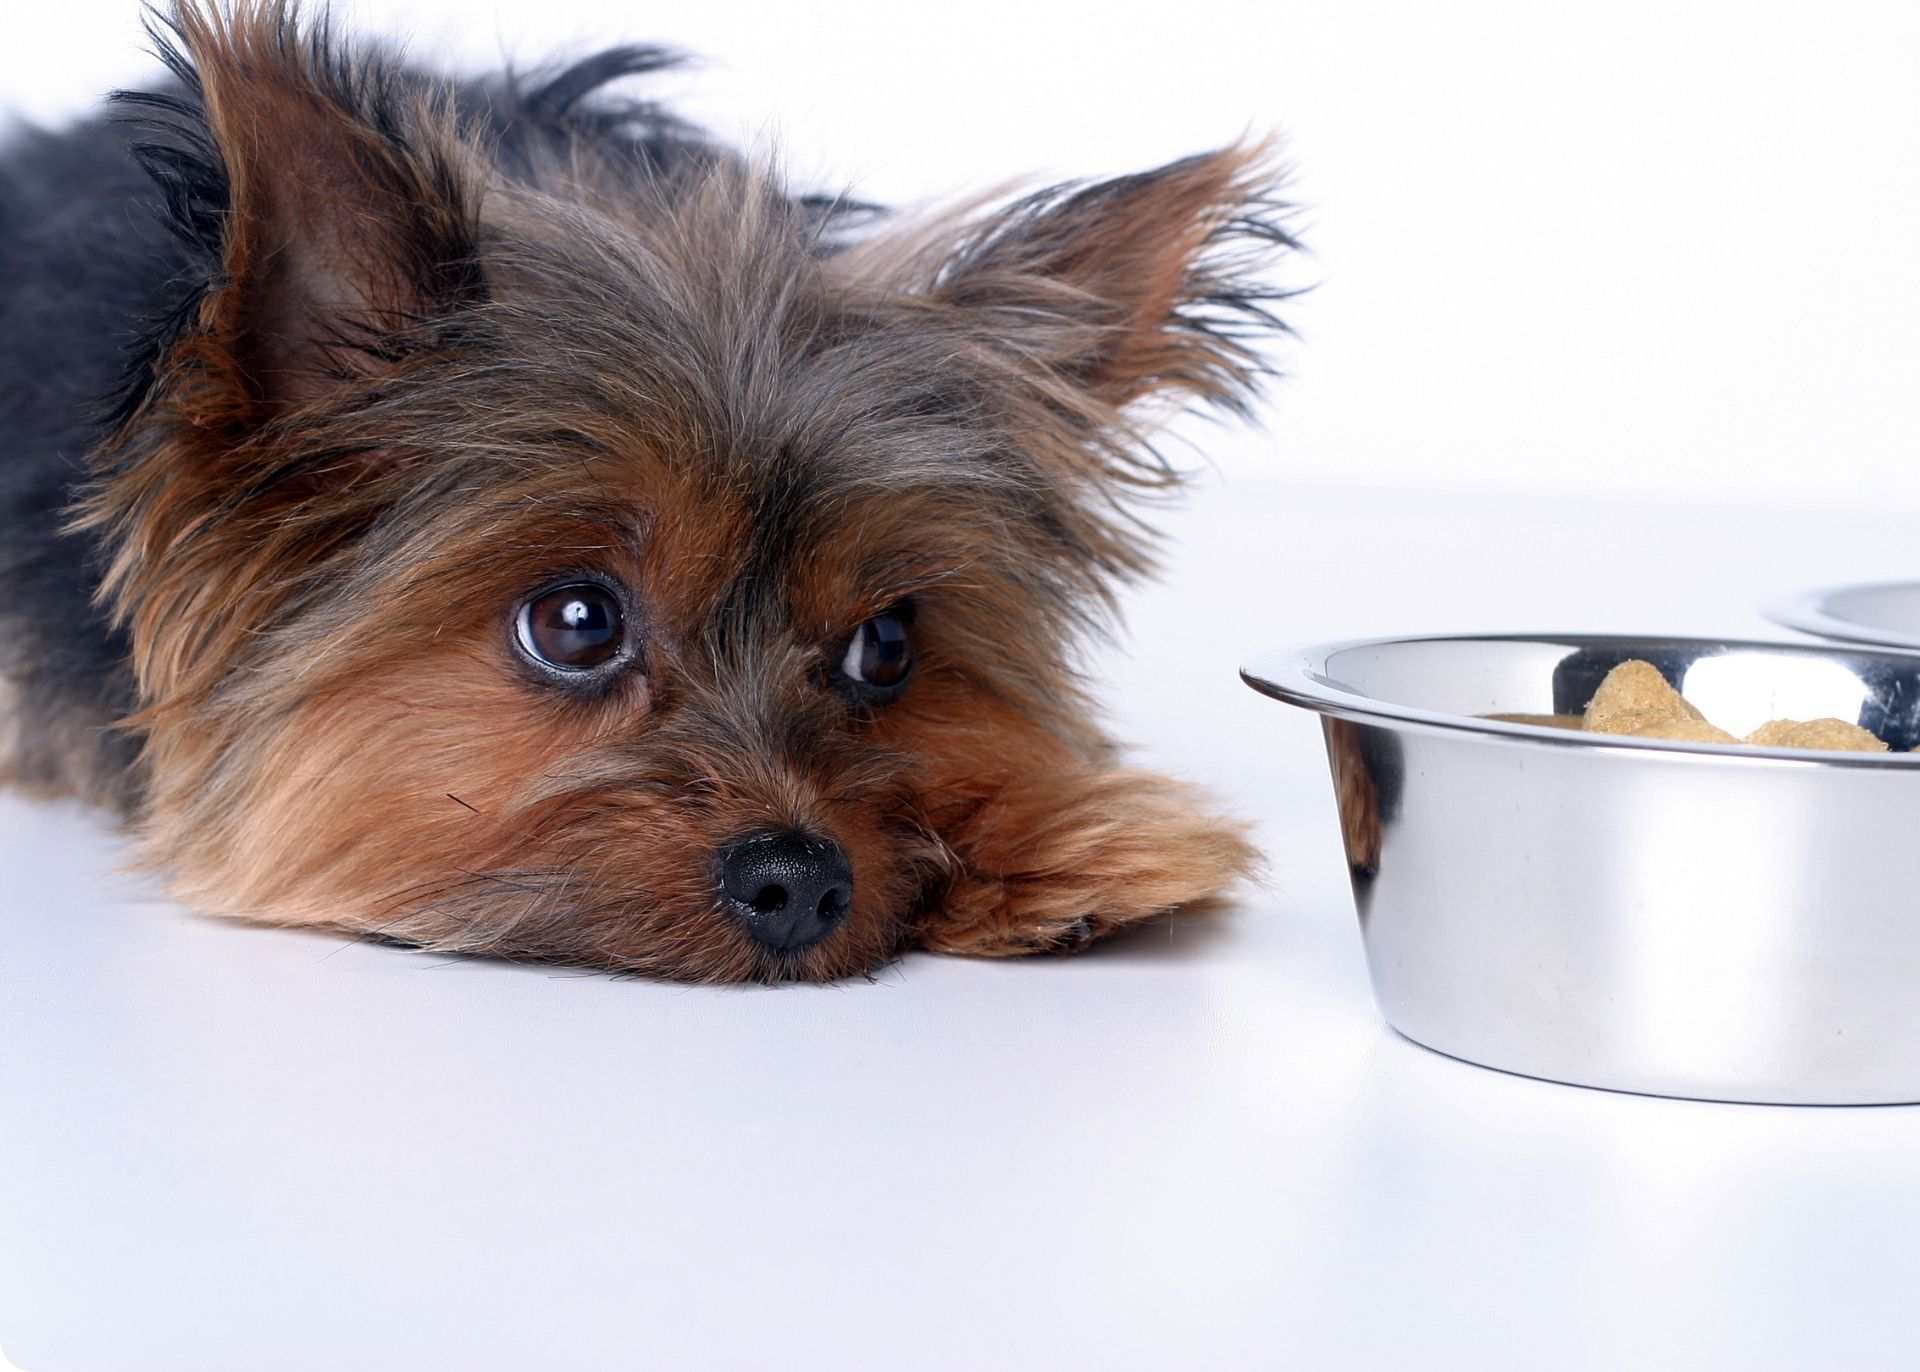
[930,906,1102,958]
[916,768,1255,958]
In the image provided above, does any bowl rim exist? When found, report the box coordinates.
[1241,631,1920,768]
[1763,579,1920,652]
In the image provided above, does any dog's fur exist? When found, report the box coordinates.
[0,2,1294,982]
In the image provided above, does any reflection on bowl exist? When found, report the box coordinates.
[1243,634,1920,1105]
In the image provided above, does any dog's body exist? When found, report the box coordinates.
[0,108,156,806]
[0,3,1291,982]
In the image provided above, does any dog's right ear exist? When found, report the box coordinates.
[83,4,486,709]
[132,2,482,420]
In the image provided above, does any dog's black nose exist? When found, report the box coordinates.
[718,832,853,952]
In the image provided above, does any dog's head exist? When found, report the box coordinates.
[84,2,1293,981]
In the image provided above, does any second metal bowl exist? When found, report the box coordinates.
[1766,580,1920,652]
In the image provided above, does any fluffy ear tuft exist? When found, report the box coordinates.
[925,139,1298,418]
[833,140,1298,590]
[128,1,483,415]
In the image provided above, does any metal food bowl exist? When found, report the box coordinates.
[1766,580,1920,652]
[1242,634,1920,1105]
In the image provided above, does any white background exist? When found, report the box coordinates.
[8,0,1920,511]
[9,7,1920,1371]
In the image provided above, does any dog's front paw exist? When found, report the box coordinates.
[929,903,1102,958]
[917,768,1255,958]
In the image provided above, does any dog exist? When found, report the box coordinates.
[0,2,1294,982]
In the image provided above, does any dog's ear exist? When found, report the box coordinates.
[156,2,481,414]
[919,141,1295,418]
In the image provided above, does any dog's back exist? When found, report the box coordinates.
[0,115,171,806]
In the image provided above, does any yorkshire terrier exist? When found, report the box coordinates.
[0,2,1294,982]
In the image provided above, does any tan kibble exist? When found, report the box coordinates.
[1582,660,1704,728]
[1584,706,1678,736]
[1624,717,1740,744]
[1740,719,1800,748]
[1743,717,1888,753]
[1484,712,1584,731]
[1568,660,1892,753]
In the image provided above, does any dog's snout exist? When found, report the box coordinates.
[718,832,853,952]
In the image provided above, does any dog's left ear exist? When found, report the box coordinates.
[922,140,1294,418]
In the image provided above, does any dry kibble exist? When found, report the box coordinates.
[1484,712,1584,730]
[1740,719,1801,748]
[1743,717,1887,753]
[1571,660,1890,754]
[1493,660,1901,753]
[1585,706,1686,737]
[1624,717,1740,744]
[1582,659,1705,728]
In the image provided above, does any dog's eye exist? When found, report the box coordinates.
[517,582,625,671]
[838,608,914,698]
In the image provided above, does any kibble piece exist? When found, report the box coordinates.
[1583,660,1704,729]
[1584,706,1682,737]
[1624,717,1740,744]
[1492,658,1905,754]
[1743,717,1887,753]
[1485,712,1585,730]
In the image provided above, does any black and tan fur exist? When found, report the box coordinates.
[0,2,1295,981]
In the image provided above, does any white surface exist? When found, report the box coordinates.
[6,479,1920,1372]
[9,1,1920,509]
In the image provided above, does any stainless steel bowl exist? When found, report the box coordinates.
[1243,634,1920,1105]
[1766,580,1920,652]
